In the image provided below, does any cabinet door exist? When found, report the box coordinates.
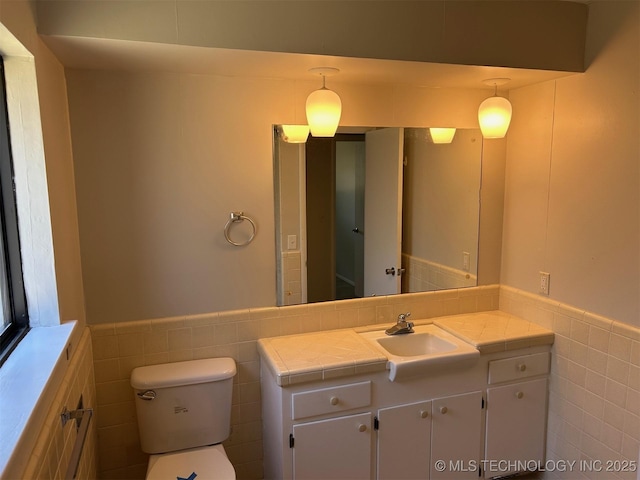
[485,378,548,478]
[292,412,372,479]
[431,391,483,480]
[377,401,432,479]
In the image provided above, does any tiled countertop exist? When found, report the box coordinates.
[434,311,555,354]
[257,330,388,386]
[258,310,554,386]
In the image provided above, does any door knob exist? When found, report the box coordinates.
[352,227,361,233]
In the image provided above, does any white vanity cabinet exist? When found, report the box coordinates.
[289,380,374,479]
[377,391,483,480]
[262,376,376,479]
[377,400,432,479]
[484,353,550,479]
[292,412,372,479]
[431,391,484,479]
[259,316,554,480]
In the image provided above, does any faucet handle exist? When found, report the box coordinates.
[398,312,411,323]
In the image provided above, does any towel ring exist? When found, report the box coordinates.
[224,212,256,246]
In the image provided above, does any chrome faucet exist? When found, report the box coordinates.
[385,312,414,335]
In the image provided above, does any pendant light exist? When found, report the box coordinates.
[429,128,456,144]
[281,125,310,143]
[478,78,512,139]
[306,67,342,137]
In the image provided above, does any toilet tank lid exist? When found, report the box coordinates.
[130,357,236,389]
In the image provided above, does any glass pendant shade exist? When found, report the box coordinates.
[478,96,512,139]
[429,127,456,144]
[306,87,342,137]
[281,125,310,143]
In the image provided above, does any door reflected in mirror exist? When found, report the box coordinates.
[274,126,483,306]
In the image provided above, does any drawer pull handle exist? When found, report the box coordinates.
[329,396,339,406]
[440,406,448,414]
[358,424,367,432]
[517,363,527,372]
[420,410,429,419]
[516,391,524,399]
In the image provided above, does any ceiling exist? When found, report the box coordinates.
[42,35,577,90]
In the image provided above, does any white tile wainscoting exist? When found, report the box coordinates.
[89,284,639,480]
[89,285,498,479]
[402,253,477,293]
[16,327,97,480]
[500,286,639,480]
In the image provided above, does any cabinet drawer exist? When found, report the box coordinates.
[488,352,550,384]
[292,381,371,420]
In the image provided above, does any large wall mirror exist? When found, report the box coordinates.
[274,126,483,306]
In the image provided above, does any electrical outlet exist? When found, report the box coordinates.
[463,252,470,271]
[539,272,550,296]
[287,234,297,250]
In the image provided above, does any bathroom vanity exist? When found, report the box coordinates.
[258,311,554,480]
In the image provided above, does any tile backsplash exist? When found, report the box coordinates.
[89,285,499,479]
[402,253,477,292]
[89,284,639,479]
[500,286,639,480]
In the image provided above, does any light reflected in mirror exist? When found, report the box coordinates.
[274,126,483,306]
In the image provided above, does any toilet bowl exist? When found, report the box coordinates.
[146,444,235,480]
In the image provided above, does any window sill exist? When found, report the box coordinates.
[0,321,77,478]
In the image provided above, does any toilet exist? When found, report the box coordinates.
[131,357,237,480]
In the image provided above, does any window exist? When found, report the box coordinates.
[0,57,28,366]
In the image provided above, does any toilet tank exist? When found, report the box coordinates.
[131,357,236,454]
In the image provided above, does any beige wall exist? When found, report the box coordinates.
[501,1,639,327]
[65,69,491,324]
[35,38,86,324]
[477,137,507,286]
[0,0,86,325]
[497,8,640,476]
[0,1,89,479]
[403,128,483,275]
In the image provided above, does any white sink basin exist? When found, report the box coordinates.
[359,324,479,381]
[376,331,457,356]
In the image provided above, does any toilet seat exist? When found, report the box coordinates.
[146,444,235,480]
